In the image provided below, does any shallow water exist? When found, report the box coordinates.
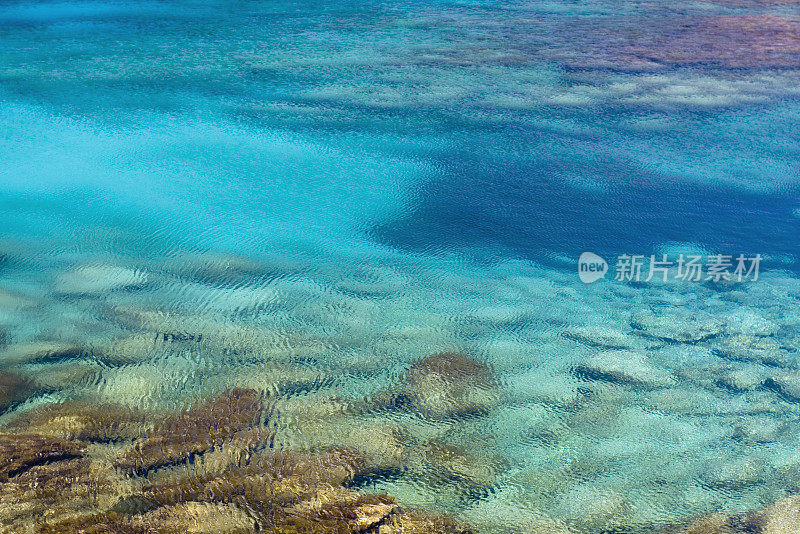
[1,0,800,532]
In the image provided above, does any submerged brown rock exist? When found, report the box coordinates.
[115,387,268,474]
[0,388,473,533]
[4,401,146,442]
[379,352,500,419]
[111,445,471,533]
[37,512,151,534]
[0,370,36,412]
[666,494,800,533]
[116,448,370,513]
[0,434,114,530]
[0,456,124,529]
[619,15,800,69]
[0,433,83,482]
[0,341,88,365]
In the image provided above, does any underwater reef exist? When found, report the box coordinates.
[4,343,800,533]
[4,380,800,533]
[615,14,800,70]
[2,248,800,532]
[0,386,474,533]
[664,496,800,534]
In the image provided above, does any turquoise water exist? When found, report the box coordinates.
[1,0,800,532]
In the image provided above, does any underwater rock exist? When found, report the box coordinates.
[0,286,37,309]
[396,352,500,419]
[566,384,625,428]
[765,371,800,401]
[574,350,675,388]
[279,490,470,533]
[699,455,766,489]
[722,310,779,337]
[0,433,84,482]
[106,305,178,331]
[96,355,214,409]
[0,408,133,530]
[54,264,148,296]
[223,360,333,398]
[410,439,506,489]
[666,494,800,533]
[716,366,768,392]
[140,502,256,533]
[642,386,720,415]
[0,453,129,530]
[280,414,408,473]
[1,458,89,526]
[378,509,473,533]
[618,15,800,69]
[0,370,36,412]
[732,416,788,443]
[275,396,502,486]
[119,448,370,512]
[459,483,572,533]
[0,395,475,533]
[38,512,155,534]
[105,305,309,363]
[64,495,459,534]
[4,401,146,442]
[167,251,270,285]
[555,484,630,531]
[30,361,101,391]
[564,325,661,350]
[505,369,581,406]
[0,340,88,364]
[115,388,268,474]
[96,332,215,366]
[490,403,568,445]
[278,491,400,533]
[97,333,165,365]
[664,512,738,534]
[39,505,257,534]
[780,333,800,352]
[631,310,723,343]
[713,335,793,368]
[116,448,462,533]
[754,494,800,534]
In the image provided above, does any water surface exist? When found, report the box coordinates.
[1,0,800,532]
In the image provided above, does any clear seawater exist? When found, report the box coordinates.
[0,0,799,531]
